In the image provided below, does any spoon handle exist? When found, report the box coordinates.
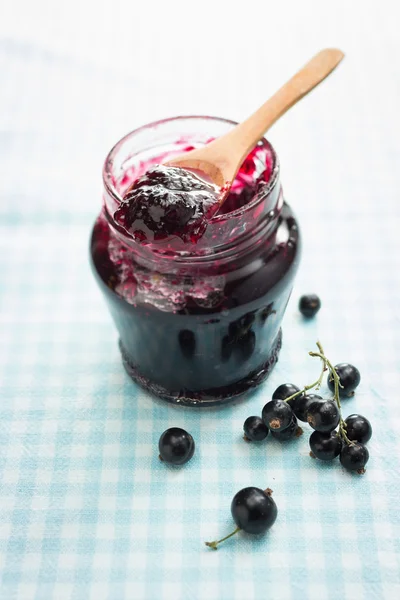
[209,48,345,181]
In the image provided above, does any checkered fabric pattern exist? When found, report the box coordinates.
[1,2,400,599]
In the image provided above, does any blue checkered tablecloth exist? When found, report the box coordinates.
[1,2,400,599]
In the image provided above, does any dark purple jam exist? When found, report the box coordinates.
[113,143,273,245]
[114,165,219,243]
[219,144,273,214]
[91,123,300,406]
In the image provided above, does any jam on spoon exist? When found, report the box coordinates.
[114,164,220,243]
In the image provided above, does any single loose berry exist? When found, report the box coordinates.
[292,393,322,422]
[158,427,195,465]
[271,415,302,441]
[344,414,372,444]
[205,487,278,549]
[309,430,342,460]
[262,399,294,432]
[328,363,361,397]
[243,416,269,441]
[231,487,278,534]
[340,443,369,473]
[299,294,321,318]
[307,400,340,432]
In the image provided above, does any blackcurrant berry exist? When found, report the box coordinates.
[340,443,369,473]
[243,416,269,441]
[328,363,361,397]
[299,294,321,318]
[205,487,278,549]
[272,383,301,401]
[309,430,342,460]
[292,393,322,422]
[158,427,195,465]
[344,414,372,444]
[307,400,340,432]
[272,383,303,410]
[231,487,278,534]
[271,415,302,441]
[262,399,294,432]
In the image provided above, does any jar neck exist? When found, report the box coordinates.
[101,115,282,269]
[103,181,283,272]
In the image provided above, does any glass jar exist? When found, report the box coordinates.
[90,116,301,406]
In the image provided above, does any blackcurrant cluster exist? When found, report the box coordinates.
[159,340,372,550]
[243,342,372,475]
[244,386,305,443]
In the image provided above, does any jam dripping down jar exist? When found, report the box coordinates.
[90,116,301,406]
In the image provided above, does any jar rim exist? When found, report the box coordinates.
[102,115,280,224]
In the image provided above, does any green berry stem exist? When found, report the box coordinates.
[282,344,327,404]
[309,344,353,446]
[205,527,241,550]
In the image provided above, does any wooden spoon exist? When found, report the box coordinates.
[166,48,344,195]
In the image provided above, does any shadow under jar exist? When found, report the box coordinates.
[90,116,301,406]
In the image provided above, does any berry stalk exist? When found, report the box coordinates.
[279,342,327,404]
[309,343,353,446]
[205,527,241,550]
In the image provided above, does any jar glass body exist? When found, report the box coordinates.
[90,116,301,406]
